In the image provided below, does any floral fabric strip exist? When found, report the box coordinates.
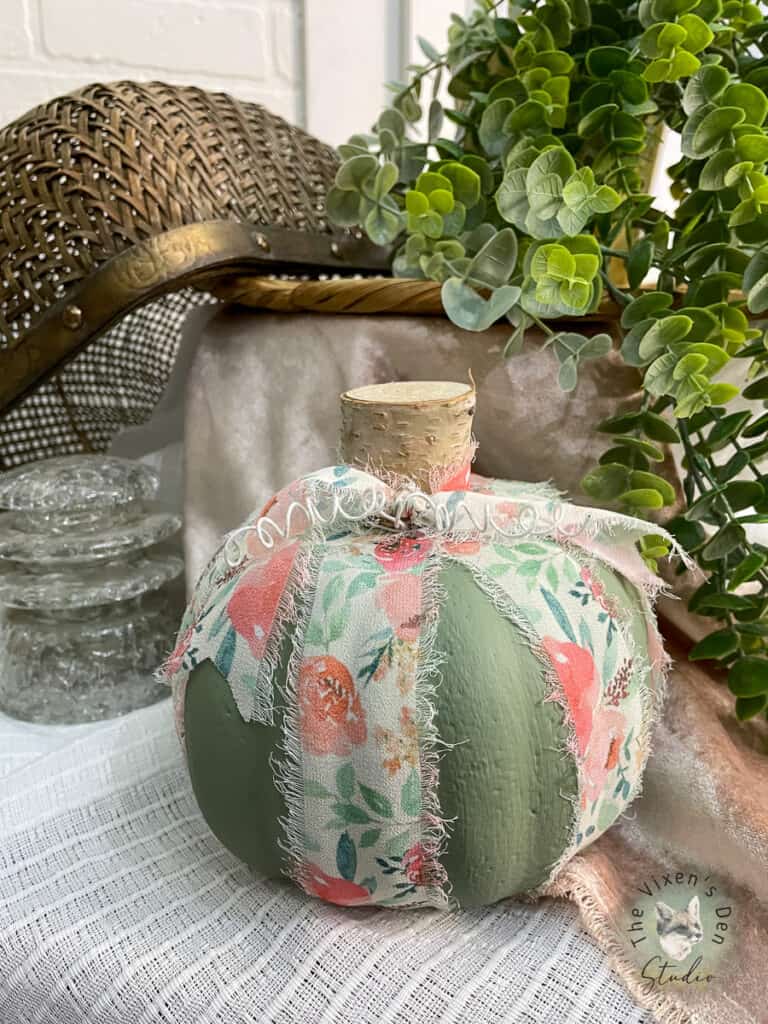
[275,532,449,909]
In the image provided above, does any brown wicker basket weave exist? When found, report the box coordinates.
[213,275,623,319]
[0,81,388,467]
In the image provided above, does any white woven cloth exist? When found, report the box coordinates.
[0,699,651,1024]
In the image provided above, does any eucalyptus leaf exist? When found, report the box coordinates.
[637,314,694,361]
[495,168,530,231]
[479,98,515,157]
[618,487,665,509]
[336,154,378,190]
[365,203,402,244]
[558,357,578,391]
[689,107,746,159]
[627,238,654,288]
[441,279,521,332]
[729,658,768,697]
[735,695,768,721]
[468,228,519,288]
[702,522,746,561]
[427,99,444,141]
[723,83,768,127]
[744,249,768,313]
[621,292,674,327]
[582,463,631,500]
[689,629,740,660]
[326,186,363,226]
[682,64,729,115]
[630,469,676,504]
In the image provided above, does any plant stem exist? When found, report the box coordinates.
[600,270,631,307]
[680,421,768,590]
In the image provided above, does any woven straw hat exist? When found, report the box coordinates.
[0,81,387,467]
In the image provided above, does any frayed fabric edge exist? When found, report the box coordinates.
[271,532,326,891]
[334,442,479,497]
[411,547,454,910]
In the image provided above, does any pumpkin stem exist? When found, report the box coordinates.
[339,379,476,492]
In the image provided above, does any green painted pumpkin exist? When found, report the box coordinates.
[166,464,669,910]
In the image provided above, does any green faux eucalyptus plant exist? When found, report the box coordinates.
[327,0,768,718]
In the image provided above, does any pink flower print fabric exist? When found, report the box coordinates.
[227,541,299,660]
[542,637,601,757]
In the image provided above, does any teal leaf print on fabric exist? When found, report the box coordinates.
[305,779,333,799]
[540,587,577,644]
[327,609,346,644]
[493,543,517,561]
[487,563,511,576]
[347,573,380,599]
[322,574,345,612]
[546,562,559,590]
[603,630,619,682]
[335,764,355,799]
[359,783,394,819]
[214,625,237,677]
[336,831,357,880]
[516,543,548,556]
[360,828,382,848]
[333,802,373,825]
[401,769,421,817]
[578,618,593,654]
[358,636,394,687]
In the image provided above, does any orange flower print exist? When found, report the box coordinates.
[227,540,298,659]
[375,705,419,775]
[374,534,432,572]
[301,863,370,906]
[442,538,482,556]
[298,655,367,757]
[605,734,622,771]
[542,637,600,757]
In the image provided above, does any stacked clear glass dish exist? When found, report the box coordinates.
[0,455,184,723]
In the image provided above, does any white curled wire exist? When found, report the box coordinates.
[223,485,391,566]
[222,484,590,568]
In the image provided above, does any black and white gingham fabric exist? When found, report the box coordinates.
[0,289,217,469]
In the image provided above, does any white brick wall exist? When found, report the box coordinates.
[0,0,303,128]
